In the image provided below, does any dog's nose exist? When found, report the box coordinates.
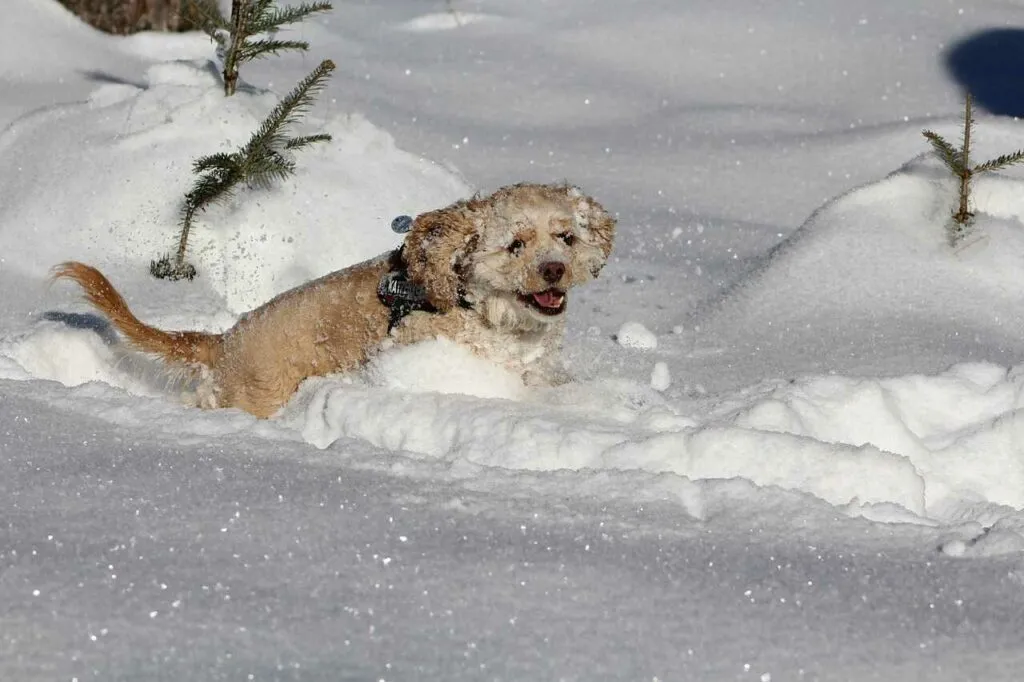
[540,261,565,284]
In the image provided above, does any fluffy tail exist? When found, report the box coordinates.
[52,261,221,368]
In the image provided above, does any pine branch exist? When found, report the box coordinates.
[285,133,332,150]
[161,58,334,279]
[244,154,296,189]
[238,38,311,63]
[185,165,243,211]
[249,0,275,19]
[922,130,962,173]
[214,0,334,96]
[973,150,1024,173]
[253,1,333,31]
[242,59,336,160]
[193,152,238,173]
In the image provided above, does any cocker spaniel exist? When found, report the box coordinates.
[53,182,616,417]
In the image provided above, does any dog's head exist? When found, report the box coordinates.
[404,183,615,330]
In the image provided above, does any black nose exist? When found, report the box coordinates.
[540,261,565,284]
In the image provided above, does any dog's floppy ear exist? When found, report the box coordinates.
[404,200,481,312]
[567,185,616,268]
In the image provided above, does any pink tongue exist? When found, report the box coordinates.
[533,291,561,308]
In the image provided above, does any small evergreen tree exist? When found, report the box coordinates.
[151,59,336,281]
[923,92,1024,245]
[187,0,332,96]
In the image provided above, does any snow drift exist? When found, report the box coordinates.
[0,59,468,314]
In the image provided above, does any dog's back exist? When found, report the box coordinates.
[210,256,394,416]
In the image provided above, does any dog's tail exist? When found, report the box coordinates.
[52,261,221,368]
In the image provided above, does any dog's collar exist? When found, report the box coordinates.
[378,247,472,332]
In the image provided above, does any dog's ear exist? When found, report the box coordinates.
[404,200,481,312]
[567,185,616,268]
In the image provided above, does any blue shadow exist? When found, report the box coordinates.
[946,28,1024,117]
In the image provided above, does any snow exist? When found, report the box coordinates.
[615,320,658,349]
[650,361,671,391]
[1,57,466,314]
[5,0,1024,679]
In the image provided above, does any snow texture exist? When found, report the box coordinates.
[5,0,1024,679]
[615,320,658,350]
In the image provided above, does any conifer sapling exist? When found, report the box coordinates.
[151,59,336,280]
[187,0,332,96]
[923,91,1024,245]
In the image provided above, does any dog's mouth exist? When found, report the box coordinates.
[518,288,566,315]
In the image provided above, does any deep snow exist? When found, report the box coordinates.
[5,0,1024,679]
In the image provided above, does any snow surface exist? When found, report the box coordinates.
[5,0,1024,679]
[616,321,659,350]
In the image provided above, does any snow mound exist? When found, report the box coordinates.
[292,368,927,514]
[699,139,1024,367]
[2,0,116,82]
[286,351,1024,538]
[0,59,470,314]
[725,362,1024,509]
[1,314,207,400]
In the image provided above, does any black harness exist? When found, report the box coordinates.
[377,246,471,333]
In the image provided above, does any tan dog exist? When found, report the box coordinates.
[53,183,616,417]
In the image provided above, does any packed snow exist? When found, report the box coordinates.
[4,0,1024,679]
[615,320,658,350]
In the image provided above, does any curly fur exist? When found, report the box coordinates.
[52,182,616,418]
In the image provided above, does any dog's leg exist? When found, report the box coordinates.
[214,367,299,419]
[195,370,220,409]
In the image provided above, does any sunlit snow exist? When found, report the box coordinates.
[4,0,1024,679]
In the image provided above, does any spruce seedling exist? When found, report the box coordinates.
[187,0,332,96]
[151,59,336,280]
[923,92,1024,245]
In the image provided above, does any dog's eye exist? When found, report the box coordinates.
[507,239,525,254]
[558,232,576,246]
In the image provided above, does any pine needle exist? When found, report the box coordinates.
[243,58,335,160]
[238,38,311,62]
[973,150,1024,173]
[921,130,961,173]
[192,152,237,173]
[285,133,333,150]
[256,1,333,31]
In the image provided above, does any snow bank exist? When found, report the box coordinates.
[698,136,1024,371]
[292,362,926,513]
[275,342,1024,537]
[726,362,1024,509]
[0,59,469,314]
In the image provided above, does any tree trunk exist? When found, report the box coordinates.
[56,0,198,34]
[223,0,245,96]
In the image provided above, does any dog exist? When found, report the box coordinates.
[52,182,616,418]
